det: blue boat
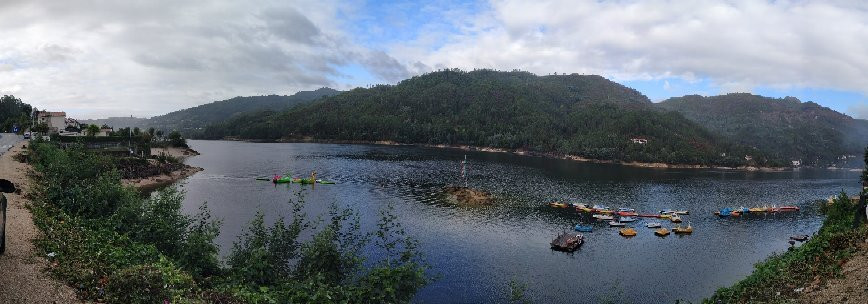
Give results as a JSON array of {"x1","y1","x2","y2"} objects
[
  {"x1": 717, "y1": 207, "x2": 733, "y2": 217},
  {"x1": 574, "y1": 224, "x2": 593, "y2": 232}
]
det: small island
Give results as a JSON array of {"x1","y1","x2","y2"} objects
[{"x1": 443, "y1": 186, "x2": 494, "y2": 206}]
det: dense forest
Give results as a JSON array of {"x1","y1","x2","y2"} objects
[
  {"x1": 203, "y1": 69, "x2": 775, "y2": 167},
  {"x1": 82, "y1": 88, "x2": 340, "y2": 137},
  {"x1": 0, "y1": 95, "x2": 32, "y2": 133},
  {"x1": 657, "y1": 93, "x2": 868, "y2": 166}
]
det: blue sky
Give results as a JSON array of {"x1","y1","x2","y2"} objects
[{"x1": 1, "y1": 0, "x2": 866, "y2": 119}]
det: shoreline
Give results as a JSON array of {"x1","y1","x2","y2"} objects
[
  {"x1": 218, "y1": 137, "x2": 789, "y2": 171},
  {"x1": 122, "y1": 146, "x2": 203, "y2": 191}
]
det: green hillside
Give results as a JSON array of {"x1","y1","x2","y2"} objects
[
  {"x1": 203, "y1": 69, "x2": 773, "y2": 167},
  {"x1": 148, "y1": 87, "x2": 340, "y2": 137},
  {"x1": 657, "y1": 93, "x2": 868, "y2": 166}
]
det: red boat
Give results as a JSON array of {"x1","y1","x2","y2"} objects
[{"x1": 617, "y1": 211, "x2": 638, "y2": 217}]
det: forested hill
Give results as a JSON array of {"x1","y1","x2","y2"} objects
[
  {"x1": 657, "y1": 93, "x2": 868, "y2": 166},
  {"x1": 147, "y1": 87, "x2": 340, "y2": 137},
  {"x1": 203, "y1": 69, "x2": 774, "y2": 167}
]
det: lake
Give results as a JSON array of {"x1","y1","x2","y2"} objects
[{"x1": 178, "y1": 140, "x2": 861, "y2": 303}]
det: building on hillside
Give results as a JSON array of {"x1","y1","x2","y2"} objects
[
  {"x1": 97, "y1": 126, "x2": 113, "y2": 137},
  {"x1": 791, "y1": 160, "x2": 801, "y2": 167},
  {"x1": 630, "y1": 138, "x2": 648, "y2": 144},
  {"x1": 36, "y1": 111, "x2": 67, "y2": 134},
  {"x1": 744, "y1": 155, "x2": 753, "y2": 161}
]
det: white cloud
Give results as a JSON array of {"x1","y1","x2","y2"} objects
[
  {"x1": 0, "y1": 0, "x2": 408, "y2": 118},
  {"x1": 406, "y1": 0, "x2": 868, "y2": 97}
]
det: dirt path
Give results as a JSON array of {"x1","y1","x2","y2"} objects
[
  {"x1": 801, "y1": 234, "x2": 868, "y2": 303},
  {"x1": 0, "y1": 141, "x2": 80, "y2": 303}
]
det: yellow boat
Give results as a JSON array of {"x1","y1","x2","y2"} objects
[
  {"x1": 673, "y1": 223, "x2": 693, "y2": 234},
  {"x1": 654, "y1": 228, "x2": 670, "y2": 236},
  {"x1": 619, "y1": 228, "x2": 637, "y2": 237},
  {"x1": 749, "y1": 207, "x2": 766, "y2": 212},
  {"x1": 579, "y1": 207, "x2": 594, "y2": 213},
  {"x1": 659, "y1": 214, "x2": 671, "y2": 219}
]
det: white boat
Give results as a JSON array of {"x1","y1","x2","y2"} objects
[
  {"x1": 617, "y1": 207, "x2": 635, "y2": 213},
  {"x1": 645, "y1": 222, "x2": 662, "y2": 228},
  {"x1": 608, "y1": 221, "x2": 626, "y2": 227},
  {"x1": 670, "y1": 214, "x2": 683, "y2": 223},
  {"x1": 593, "y1": 214, "x2": 614, "y2": 220},
  {"x1": 619, "y1": 216, "x2": 636, "y2": 222}
]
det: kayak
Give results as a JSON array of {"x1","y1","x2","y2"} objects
[{"x1": 272, "y1": 177, "x2": 293, "y2": 184}]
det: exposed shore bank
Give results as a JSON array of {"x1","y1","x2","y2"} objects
[
  {"x1": 223, "y1": 137, "x2": 789, "y2": 171},
  {"x1": 121, "y1": 146, "x2": 203, "y2": 191},
  {"x1": 0, "y1": 142, "x2": 79, "y2": 303}
]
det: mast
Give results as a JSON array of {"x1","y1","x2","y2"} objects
[{"x1": 461, "y1": 155, "x2": 467, "y2": 187}]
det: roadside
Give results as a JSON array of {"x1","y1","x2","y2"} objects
[{"x1": 0, "y1": 141, "x2": 80, "y2": 303}]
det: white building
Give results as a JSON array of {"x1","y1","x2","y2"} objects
[{"x1": 36, "y1": 111, "x2": 67, "y2": 134}]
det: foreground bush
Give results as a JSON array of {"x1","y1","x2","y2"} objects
[{"x1": 27, "y1": 142, "x2": 430, "y2": 303}]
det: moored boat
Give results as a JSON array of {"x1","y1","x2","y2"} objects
[
  {"x1": 574, "y1": 224, "x2": 593, "y2": 232},
  {"x1": 617, "y1": 211, "x2": 639, "y2": 217},
  {"x1": 548, "y1": 202, "x2": 568, "y2": 208},
  {"x1": 619, "y1": 216, "x2": 636, "y2": 222},
  {"x1": 645, "y1": 222, "x2": 662, "y2": 228},
  {"x1": 670, "y1": 214, "x2": 682, "y2": 223},
  {"x1": 619, "y1": 228, "x2": 637, "y2": 237},
  {"x1": 551, "y1": 232, "x2": 584, "y2": 252},
  {"x1": 654, "y1": 228, "x2": 670, "y2": 236},
  {"x1": 639, "y1": 213, "x2": 660, "y2": 218},
  {"x1": 778, "y1": 205, "x2": 800, "y2": 211},
  {"x1": 748, "y1": 207, "x2": 767, "y2": 213},
  {"x1": 609, "y1": 220, "x2": 626, "y2": 227},
  {"x1": 673, "y1": 223, "x2": 693, "y2": 234},
  {"x1": 593, "y1": 214, "x2": 614, "y2": 220}
]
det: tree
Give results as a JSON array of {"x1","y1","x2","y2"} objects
[{"x1": 86, "y1": 124, "x2": 100, "y2": 137}]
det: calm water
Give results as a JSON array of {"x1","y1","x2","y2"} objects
[{"x1": 178, "y1": 140, "x2": 861, "y2": 303}]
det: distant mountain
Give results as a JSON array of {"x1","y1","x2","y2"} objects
[
  {"x1": 657, "y1": 93, "x2": 868, "y2": 166},
  {"x1": 82, "y1": 88, "x2": 340, "y2": 136},
  {"x1": 203, "y1": 69, "x2": 773, "y2": 167}
]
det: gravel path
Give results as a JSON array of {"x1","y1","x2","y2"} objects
[
  {"x1": 801, "y1": 239, "x2": 868, "y2": 303},
  {"x1": 0, "y1": 141, "x2": 80, "y2": 303}
]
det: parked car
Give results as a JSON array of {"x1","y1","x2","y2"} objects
[{"x1": 23, "y1": 131, "x2": 30, "y2": 139}]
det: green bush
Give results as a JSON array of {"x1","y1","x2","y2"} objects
[{"x1": 27, "y1": 141, "x2": 430, "y2": 303}]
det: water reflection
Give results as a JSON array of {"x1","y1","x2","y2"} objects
[{"x1": 179, "y1": 140, "x2": 860, "y2": 303}]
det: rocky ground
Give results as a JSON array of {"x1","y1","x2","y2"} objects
[{"x1": 801, "y1": 236, "x2": 868, "y2": 303}]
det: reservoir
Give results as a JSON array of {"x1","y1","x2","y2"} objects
[{"x1": 179, "y1": 140, "x2": 861, "y2": 303}]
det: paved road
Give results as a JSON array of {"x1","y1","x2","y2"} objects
[{"x1": 0, "y1": 133, "x2": 22, "y2": 156}]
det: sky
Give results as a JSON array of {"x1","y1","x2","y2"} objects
[{"x1": 1, "y1": 0, "x2": 867, "y2": 119}]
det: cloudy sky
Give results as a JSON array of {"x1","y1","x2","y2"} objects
[{"x1": 1, "y1": 0, "x2": 867, "y2": 119}]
